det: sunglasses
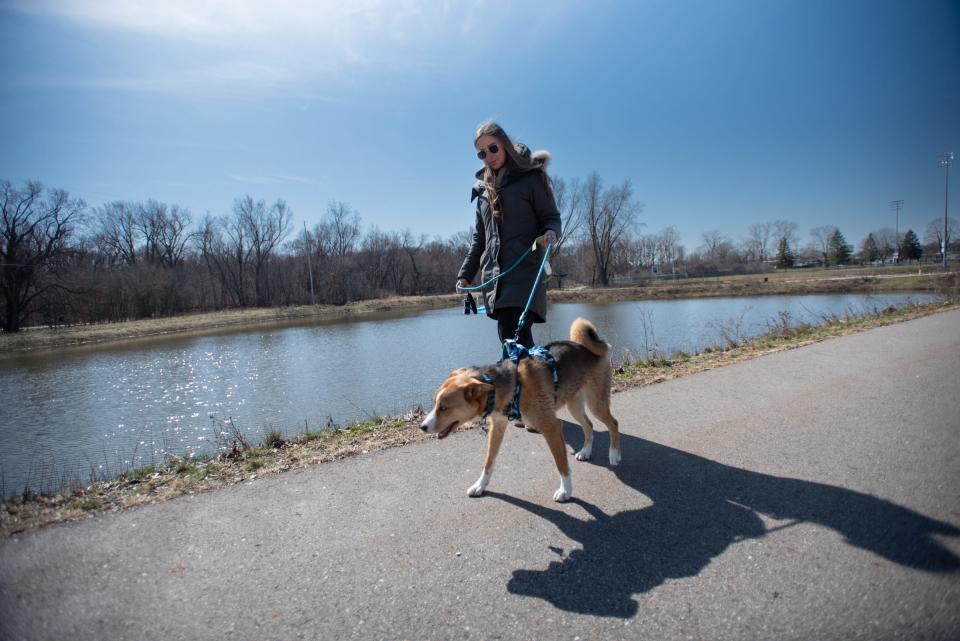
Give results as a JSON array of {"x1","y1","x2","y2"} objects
[{"x1": 476, "y1": 143, "x2": 500, "y2": 160}]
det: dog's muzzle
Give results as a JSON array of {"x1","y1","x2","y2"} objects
[{"x1": 420, "y1": 408, "x2": 437, "y2": 432}]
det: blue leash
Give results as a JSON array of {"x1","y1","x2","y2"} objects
[
  {"x1": 513, "y1": 241, "x2": 553, "y2": 343},
  {"x1": 470, "y1": 242, "x2": 558, "y2": 424},
  {"x1": 459, "y1": 241, "x2": 554, "y2": 348},
  {"x1": 457, "y1": 245, "x2": 535, "y2": 293}
]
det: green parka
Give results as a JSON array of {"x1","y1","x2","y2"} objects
[{"x1": 458, "y1": 156, "x2": 562, "y2": 323}]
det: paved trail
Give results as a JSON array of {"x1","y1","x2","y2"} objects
[{"x1": 2, "y1": 310, "x2": 959, "y2": 641}]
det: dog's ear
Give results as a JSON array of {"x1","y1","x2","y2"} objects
[{"x1": 464, "y1": 380, "x2": 493, "y2": 402}]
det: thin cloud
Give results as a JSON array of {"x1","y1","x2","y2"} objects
[
  {"x1": 8, "y1": 1, "x2": 468, "y2": 57},
  {"x1": 5, "y1": 0, "x2": 481, "y2": 93},
  {"x1": 227, "y1": 174, "x2": 324, "y2": 187},
  {"x1": 6, "y1": 1, "x2": 571, "y2": 95}
]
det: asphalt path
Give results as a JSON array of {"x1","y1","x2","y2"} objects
[{"x1": 2, "y1": 310, "x2": 959, "y2": 641}]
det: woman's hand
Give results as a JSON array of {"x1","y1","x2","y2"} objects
[
  {"x1": 456, "y1": 278, "x2": 470, "y2": 292},
  {"x1": 539, "y1": 230, "x2": 558, "y2": 248}
]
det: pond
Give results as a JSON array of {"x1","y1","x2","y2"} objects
[{"x1": 0, "y1": 293, "x2": 935, "y2": 496}]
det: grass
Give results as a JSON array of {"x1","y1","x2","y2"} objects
[
  {"x1": 262, "y1": 430, "x2": 286, "y2": 450},
  {"x1": 1, "y1": 292, "x2": 957, "y2": 537}
]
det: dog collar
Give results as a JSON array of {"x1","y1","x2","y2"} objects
[{"x1": 479, "y1": 374, "x2": 496, "y2": 418}]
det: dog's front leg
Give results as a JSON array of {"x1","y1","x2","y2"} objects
[{"x1": 468, "y1": 417, "x2": 508, "y2": 497}]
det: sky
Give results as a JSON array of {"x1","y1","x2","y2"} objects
[{"x1": 1, "y1": 0, "x2": 958, "y2": 253}]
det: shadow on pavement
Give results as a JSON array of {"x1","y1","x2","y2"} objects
[{"x1": 488, "y1": 422, "x2": 960, "y2": 618}]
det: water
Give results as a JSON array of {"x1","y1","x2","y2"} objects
[{"x1": 0, "y1": 293, "x2": 934, "y2": 496}]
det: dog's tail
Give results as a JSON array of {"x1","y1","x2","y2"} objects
[{"x1": 570, "y1": 318, "x2": 609, "y2": 358}]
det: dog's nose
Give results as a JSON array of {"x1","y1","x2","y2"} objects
[{"x1": 419, "y1": 422, "x2": 428, "y2": 432}]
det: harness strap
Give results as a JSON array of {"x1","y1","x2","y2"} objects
[
  {"x1": 528, "y1": 345, "x2": 559, "y2": 393},
  {"x1": 498, "y1": 340, "x2": 559, "y2": 422}
]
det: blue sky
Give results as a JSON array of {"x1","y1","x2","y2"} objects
[{"x1": 1, "y1": 0, "x2": 958, "y2": 252}]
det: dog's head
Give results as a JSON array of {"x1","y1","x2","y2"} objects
[{"x1": 420, "y1": 368, "x2": 493, "y2": 440}]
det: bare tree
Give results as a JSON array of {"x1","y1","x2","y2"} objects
[
  {"x1": 551, "y1": 176, "x2": 585, "y2": 251},
  {"x1": 1, "y1": 180, "x2": 85, "y2": 332},
  {"x1": 810, "y1": 225, "x2": 838, "y2": 265},
  {"x1": 872, "y1": 227, "x2": 898, "y2": 263},
  {"x1": 746, "y1": 222, "x2": 773, "y2": 262},
  {"x1": 582, "y1": 173, "x2": 642, "y2": 285},
  {"x1": 655, "y1": 226, "x2": 682, "y2": 272},
  {"x1": 325, "y1": 201, "x2": 361, "y2": 258},
  {"x1": 196, "y1": 213, "x2": 236, "y2": 307},
  {"x1": 233, "y1": 195, "x2": 293, "y2": 306},
  {"x1": 156, "y1": 205, "x2": 194, "y2": 268},
  {"x1": 221, "y1": 206, "x2": 252, "y2": 307},
  {"x1": 700, "y1": 230, "x2": 734, "y2": 261},
  {"x1": 92, "y1": 201, "x2": 140, "y2": 266},
  {"x1": 138, "y1": 200, "x2": 168, "y2": 265},
  {"x1": 772, "y1": 220, "x2": 800, "y2": 255},
  {"x1": 924, "y1": 217, "x2": 958, "y2": 256},
  {"x1": 358, "y1": 226, "x2": 401, "y2": 293},
  {"x1": 399, "y1": 229, "x2": 427, "y2": 294}
]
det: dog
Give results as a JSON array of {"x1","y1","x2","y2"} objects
[{"x1": 420, "y1": 318, "x2": 621, "y2": 502}]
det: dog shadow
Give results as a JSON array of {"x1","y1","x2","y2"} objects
[{"x1": 487, "y1": 422, "x2": 960, "y2": 618}]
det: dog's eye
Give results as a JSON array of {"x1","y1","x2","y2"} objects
[{"x1": 439, "y1": 404, "x2": 447, "y2": 412}]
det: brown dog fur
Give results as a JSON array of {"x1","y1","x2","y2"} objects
[{"x1": 420, "y1": 318, "x2": 620, "y2": 502}]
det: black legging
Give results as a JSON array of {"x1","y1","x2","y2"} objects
[{"x1": 496, "y1": 307, "x2": 534, "y2": 348}]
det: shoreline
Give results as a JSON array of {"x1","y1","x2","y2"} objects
[
  {"x1": 1, "y1": 267, "x2": 954, "y2": 355},
  {"x1": 2, "y1": 295, "x2": 957, "y2": 536}
]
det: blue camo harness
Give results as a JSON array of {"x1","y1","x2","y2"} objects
[{"x1": 480, "y1": 339, "x2": 559, "y2": 422}]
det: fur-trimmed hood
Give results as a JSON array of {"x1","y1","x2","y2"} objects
[
  {"x1": 474, "y1": 146, "x2": 550, "y2": 179},
  {"x1": 472, "y1": 147, "x2": 551, "y2": 200}
]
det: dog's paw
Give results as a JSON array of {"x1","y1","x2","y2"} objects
[
  {"x1": 467, "y1": 471, "x2": 490, "y2": 497},
  {"x1": 575, "y1": 446, "x2": 592, "y2": 461},
  {"x1": 553, "y1": 475, "x2": 572, "y2": 502},
  {"x1": 609, "y1": 447, "x2": 621, "y2": 467}
]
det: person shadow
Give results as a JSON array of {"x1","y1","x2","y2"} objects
[{"x1": 487, "y1": 422, "x2": 960, "y2": 618}]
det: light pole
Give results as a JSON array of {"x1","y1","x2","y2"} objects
[
  {"x1": 304, "y1": 221, "x2": 316, "y2": 304},
  {"x1": 939, "y1": 152, "x2": 953, "y2": 267},
  {"x1": 889, "y1": 199, "x2": 903, "y2": 263}
]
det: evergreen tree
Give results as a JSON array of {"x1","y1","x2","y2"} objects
[
  {"x1": 861, "y1": 233, "x2": 880, "y2": 263},
  {"x1": 775, "y1": 236, "x2": 794, "y2": 268},
  {"x1": 828, "y1": 229, "x2": 852, "y2": 265},
  {"x1": 900, "y1": 229, "x2": 922, "y2": 262}
]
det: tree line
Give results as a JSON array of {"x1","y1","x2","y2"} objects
[
  {"x1": 2, "y1": 177, "x2": 957, "y2": 332},
  {"x1": 686, "y1": 219, "x2": 955, "y2": 274}
]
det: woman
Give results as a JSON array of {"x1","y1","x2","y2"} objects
[{"x1": 456, "y1": 121, "x2": 561, "y2": 349}]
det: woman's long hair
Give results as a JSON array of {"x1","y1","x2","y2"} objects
[{"x1": 474, "y1": 121, "x2": 553, "y2": 222}]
